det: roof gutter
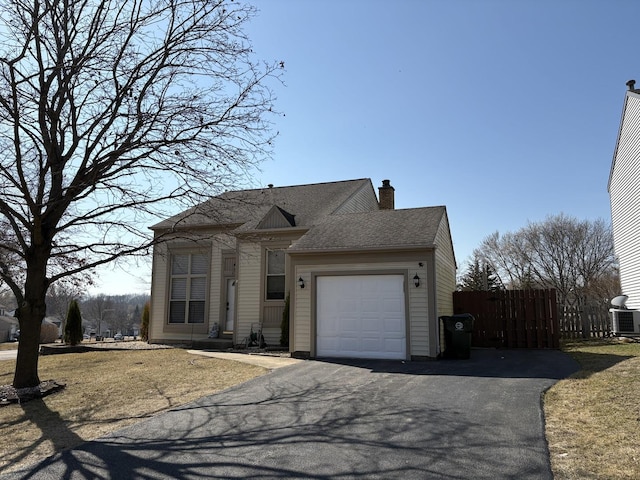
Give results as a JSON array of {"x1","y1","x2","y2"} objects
[
  {"x1": 149, "y1": 222, "x2": 244, "y2": 233},
  {"x1": 287, "y1": 244, "x2": 437, "y2": 255}
]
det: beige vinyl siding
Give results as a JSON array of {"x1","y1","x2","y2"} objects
[
  {"x1": 149, "y1": 241, "x2": 168, "y2": 343},
  {"x1": 207, "y1": 241, "x2": 223, "y2": 334},
  {"x1": 434, "y1": 214, "x2": 457, "y2": 318},
  {"x1": 293, "y1": 260, "x2": 431, "y2": 357},
  {"x1": 333, "y1": 183, "x2": 379, "y2": 214},
  {"x1": 610, "y1": 93, "x2": 640, "y2": 309},
  {"x1": 149, "y1": 232, "x2": 233, "y2": 343},
  {"x1": 236, "y1": 241, "x2": 262, "y2": 345},
  {"x1": 408, "y1": 263, "x2": 430, "y2": 356},
  {"x1": 257, "y1": 207, "x2": 293, "y2": 229},
  {"x1": 293, "y1": 272, "x2": 312, "y2": 352},
  {"x1": 261, "y1": 306, "x2": 284, "y2": 346}
]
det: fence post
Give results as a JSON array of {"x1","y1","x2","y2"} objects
[{"x1": 579, "y1": 306, "x2": 589, "y2": 339}]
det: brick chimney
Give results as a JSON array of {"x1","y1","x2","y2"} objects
[{"x1": 378, "y1": 179, "x2": 395, "y2": 210}]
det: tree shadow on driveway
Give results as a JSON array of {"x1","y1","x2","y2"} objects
[{"x1": 4, "y1": 352, "x2": 565, "y2": 480}]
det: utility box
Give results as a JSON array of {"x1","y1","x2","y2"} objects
[{"x1": 440, "y1": 314, "x2": 474, "y2": 359}]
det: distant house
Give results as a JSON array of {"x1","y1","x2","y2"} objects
[
  {"x1": 149, "y1": 178, "x2": 456, "y2": 360},
  {"x1": 0, "y1": 306, "x2": 19, "y2": 342},
  {"x1": 609, "y1": 80, "x2": 640, "y2": 309}
]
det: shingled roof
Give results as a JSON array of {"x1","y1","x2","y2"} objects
[
  {"x1": 150, "y1": 178, "x2": 374, "y2": 231},
  {"x1": 289, "y1": 207, "x2": 447, "y2": 252}
]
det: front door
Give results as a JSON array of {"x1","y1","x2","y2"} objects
[{"x1": 225, "y1": 278, "x2": 236, "y2": 332}]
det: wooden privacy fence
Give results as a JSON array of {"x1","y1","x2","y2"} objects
[
  {"x1": 559, "y1": 303, "x2": 611, "y2": 339},
  {"x1": 453, "y1": 289, "x2": 560, "y2": 349}
]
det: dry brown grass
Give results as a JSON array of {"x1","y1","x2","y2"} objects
[
  {"x1": 545, "y1": 338, "x2": 640, "y2": 480},
  {"x1": 0, "y1": 342, "x2": 18, "y2": 351},
  {"x1": 0, "y1": 348, "x2": 267, "y2": 474}
]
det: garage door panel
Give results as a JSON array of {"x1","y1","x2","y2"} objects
[
  {"x1": 384, "y1": 317, "x2": 404, "y2": 331},
  {"x1": 362, "y1": 338, "x2": 382, "y2": 350},
  {"x1": 317, "y1": 275, "x2": 406, "y2": 360},
  {"x1": 361, "y1": 318, "x2": 382, "y2": 333},
  {"x1": 361, "y1": 302, "x2": 379, "y2": 313},
  {"x1": 341, "y1": 316, "x2": 360, "y2": 335},
  {"x1": 340, "y1": 299, "x2": 357, "y2": 313},
  {"x1": 382, "y1": 299, "x2": 403, "y2": 312},
  {"x1": 317, "y1": 337, "x2": 338, "y2": 352},
  {"x1": 384, "y1": 338, "x2": 404, "y2": 352}
]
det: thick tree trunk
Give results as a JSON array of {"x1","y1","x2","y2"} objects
[
  {"x1": 12, "y1": 253, "x2": 49, "y2": 389},
  {"x1": 13, "y1": 309, "x2": 44, "y2": 388}
]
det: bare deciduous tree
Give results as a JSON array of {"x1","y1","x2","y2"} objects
[
  {"x1": 0, "y1": 0, "x2": 281, "y2": 388},
  {"x1": 82, "y1": 294, "x2": 113, "y2": 336},
  {"x1": 46, "y1": 279, "x2": 88, "y2": 324},
  {"x1": 475, "y1": 214, "x2": 618, "y2": 306}
]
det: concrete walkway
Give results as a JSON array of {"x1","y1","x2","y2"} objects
[
  {"x1": 187, "y1": 350, "x2": 303, "y2": 369},
  {"x1": 0, "y1": 349, "x2": 17, "y2": 362}
]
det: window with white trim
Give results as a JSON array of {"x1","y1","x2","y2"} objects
[
  {"x1": 168, "y1": 252, "x2": 208, "y2": 324},
  {"x1": 266, "y1": 249, "x2": 285, "y2": 300}
]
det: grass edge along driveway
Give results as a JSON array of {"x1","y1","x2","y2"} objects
[{"x1": 544, "y1": 338, "x2": 640, "y2": 480}]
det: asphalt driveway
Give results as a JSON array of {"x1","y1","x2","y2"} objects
[{"x1": 2, "y1": 348, "x2": 578, "y2": 480}]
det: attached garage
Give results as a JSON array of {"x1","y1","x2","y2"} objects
[
  {"x1": 316, "y1": 275, "x2": 407, "y2": 360},
  {"x1": 287, "y1": 205, "x2": 457, "y2": 361}
]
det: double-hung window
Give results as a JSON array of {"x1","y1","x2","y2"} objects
[
  {"x1": 266, "y1": 249, "x2": 285, "y2": 300},
  {"x1": 169, "y1": 252, "x2": 208, "y2": 324}
]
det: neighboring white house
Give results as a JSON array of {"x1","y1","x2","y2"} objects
[
  {"x1": 149, "y1": 178, "x2": 457, "y2": 360},
  {"x1": 609, "y1": 80, "x2": 640, "y2": 309},
  {"x1": 0, "y1": 314, "x2": 19, "y2": 342}
]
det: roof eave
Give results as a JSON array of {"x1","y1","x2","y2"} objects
[
  {"x1": 609, "y1": 90, "x2": 640, "y2": 191},
  {"x1": 234, "y1": 227, "x2": 310, "y2": 237},
  {"x1": 287, "y1": 244, "x2": 437, "y2": 255},
  {"x1": 149, "y1": 222, "x2": 244, "y2": 233}
]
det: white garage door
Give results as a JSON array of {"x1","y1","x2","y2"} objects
[{"x1": 316, "y1": 275, "x2": 406, "y2": 360}]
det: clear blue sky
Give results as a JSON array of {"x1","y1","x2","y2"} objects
[
  {"x1": 246, "y1": 0, "x2": 633, "y2": 266},
  {"x1": 93, "y1": 0, "x2": 635, "y2": 294}
]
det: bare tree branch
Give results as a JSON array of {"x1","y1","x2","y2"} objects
[
  {"x1": 0, "y1": 0, "x2": 281, "y2": 388},
  {"x1": 475, "y1": 214, "x2": 618, "y2": 306}
]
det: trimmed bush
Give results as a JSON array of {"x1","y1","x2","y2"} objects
[
  {"x1": 64, "y1": 300, "x2": 83, "y2": 346},
  {"x1": 40, "y1": 321, "x2": 60, "y2": 344}
]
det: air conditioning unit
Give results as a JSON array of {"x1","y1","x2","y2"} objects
[
  {"x1": 609, "y1": 295, "x2": 640, "y2": 336},
  {"x1": 610, "y1": 309, "x2": 640, "y2": 335}
]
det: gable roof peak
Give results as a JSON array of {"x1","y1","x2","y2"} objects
[{"x1": 256, "y1": 205, "x2": 296, "y2": 229}]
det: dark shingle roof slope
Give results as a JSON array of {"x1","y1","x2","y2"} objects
[
  {"x1": 151, "y1": 178, "x2": 374, "y2": 231},
  {"x1": 289, "y1": 206, "x2": 447, "y2": 252}
]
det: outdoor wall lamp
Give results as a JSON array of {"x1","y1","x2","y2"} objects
[
  {"x1": 298, "y1": 277, "x2": 305, "y2": 289},
  {"x1": 413, "y1": 274, "x2": 420, "y2": 288}
]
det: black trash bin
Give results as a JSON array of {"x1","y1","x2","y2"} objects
[{"x1": 440, "y1": 314, "x2": 474, "y2": 359}]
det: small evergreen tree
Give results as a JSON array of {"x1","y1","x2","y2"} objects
[
  {"x1": 280, "y1": 293, "x2": 290, "y2": 347},
  {"x1": 458, "y1": 257, "x2": 503, "y2": 291},
  {"x1": 64, "y1": 300, "x2": 83, "y2": 346},
  {"x1": 140, "y1": 301, "x2": 150, "y2": 342}
]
